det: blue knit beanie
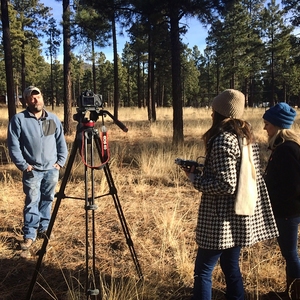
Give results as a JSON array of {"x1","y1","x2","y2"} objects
[{"x1": 263, "y1": 102, "x2": 296, "y2": 129}]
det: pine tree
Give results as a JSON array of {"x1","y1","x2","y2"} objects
[
  {"x1": 10, "y1": 0, "x2": 51, "y2": 106},
  {"x1": 45, "y1": 17, "x2": 61, "y2": 110},
  {"x1": 1, "y1": 0, "x2": 16, "y2": 120},
  {"x1": 260, "y1": 0, "x2": 294, "y2": 106}
]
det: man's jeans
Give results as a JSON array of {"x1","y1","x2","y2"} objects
[
  {"x1": 192, "y1": 246, "x2": 244, "y2": 300},
  {"x1": 276, "y1": 216, "x2": 300, "y2": 278},
  {"x1": 22, "y1": 168, "x2": 59, "y2": 240}
]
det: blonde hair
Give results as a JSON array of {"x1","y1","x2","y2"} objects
[{"x1": 268, "y1": 128, "x2": 300, "y2": 150}]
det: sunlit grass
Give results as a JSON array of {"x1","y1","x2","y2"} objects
[{"x1": 0, "y1": 105, "x2": 299, "y2": 299}]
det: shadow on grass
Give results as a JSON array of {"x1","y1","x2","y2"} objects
[
  {"x1": 0, "y1": 248, "x2": 260, "y2": 300},
  {"x1": 0, "y1": 255, "x2": 194, "y2": 300},
  {"x1": 0, "y1": 236, "x2": 228, "y2": 300},
  {"x1": 1, "y1": 254, "x2": 136, "y2": 300},
  {"x1": 1, "y1": 236, "x2": 195, "y2": 300}
]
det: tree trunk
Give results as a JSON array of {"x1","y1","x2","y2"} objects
[
  {"x1": 112, "y1": 13, "x2": 119, "y2": 119},
  {"x1": 270, "y1": 36, "x2": 275, "y2": 107},
  {"x1": 92, "y1": 40, "x2": 97, "y2": 93},
  {"x1": 63, "y1": 0, "x2": 73, "y2": 135},
  {"x1": 1, "y1": 0, "x2": 16, "y2": 120},
  {"x1": 244, "y1": 77, "x2": 249, "y2": 107},
  {"x1": 21, "y1": 42, "x2": 26, "y2": 108},
  {"x1": 137, "y1": 54, "x2": 141, "y2": 108},
  {"x1": 51, "y1": 52, "x2": 54, "y2": 110},
  {"x1": 150, "y1": 57, "x2": 156, "y2": 121},
  {"x1": 170, "y1": 8, "x2": 183, "y2": 145},
  {"x1": 147, "y1": 24, "x2": 153, "y2": 122}
]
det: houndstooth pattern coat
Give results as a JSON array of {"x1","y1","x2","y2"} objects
[{"x1": 193, "y1": 131, "x2": 278, "y2": 250}]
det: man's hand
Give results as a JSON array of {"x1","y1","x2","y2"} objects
[
  {"x1": 26, "y1": 165, "x2": 33, "y2": 172},
  {"x1": 53, "y1": 163, "x2": 61, "y2": 170}
]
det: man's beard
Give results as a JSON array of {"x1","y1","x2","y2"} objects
[{"x1": 29, "y1": 104, "x2": 43, "y2": 113}]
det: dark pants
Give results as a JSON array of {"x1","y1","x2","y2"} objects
[
  {"x1": 192, "y1": 246, "x2": 244, "y2": 300},
  {"x1": 276, "y1": 216, "x2": 300, "y2": 278}
]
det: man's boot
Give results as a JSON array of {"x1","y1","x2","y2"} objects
[
  {"x1": 287, "y1": 277, "x2": 300, "y2": 300},
  {"x1": 266, "y1": 275, "x2": 290, "y2": 300},
  {"x1": 266, "y1": 290, "x2": 289, "y2": 299}
]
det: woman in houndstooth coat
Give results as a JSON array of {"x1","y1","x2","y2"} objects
[{"x1": 185, "y1": 90, "x2": 278, "y2": 300}]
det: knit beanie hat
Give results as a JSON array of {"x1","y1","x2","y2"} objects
[
  {"x1": 212, "y1": 89, "x2": 245, "y2": 119},
  {"x1": 263, "y1": 102, "x2": 296, "y2": 129}
]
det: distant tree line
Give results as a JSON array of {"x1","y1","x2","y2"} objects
[{"x1": 1, "y1": 0, "x2": 300, "y2": 143}]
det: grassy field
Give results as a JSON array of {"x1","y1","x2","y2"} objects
[{"x1": 0, "y1": 106, "x2": 298, "y2": 300}]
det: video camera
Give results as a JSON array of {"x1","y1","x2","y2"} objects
[
  {"x1": 77, "y1": 90, "x2": 103, "y2": 111},
  {"x1": 175, "y1": 158, "x2": 204, "y2": 173}
]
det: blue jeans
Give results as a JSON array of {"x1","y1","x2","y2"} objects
[
  {"x1": 22, "y1": 168, "x2": 59, "y2": 240},
  {"x1": 276, "y1": 216, "x2": 300, "y2": 278},
  {"x1": 192, "y1": 247, "x2": 244, "y2": 300}
]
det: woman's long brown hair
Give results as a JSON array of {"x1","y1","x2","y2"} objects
[{"x1": 202, "y1": 111, "x2": 254, "y2": 153}]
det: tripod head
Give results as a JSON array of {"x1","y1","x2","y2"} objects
[
  {"x1": 73, "y1": 107, "x2": 128, "y2": 132},
  {"x1": 74, "y1": 90, "x2": 128, "y2": 131},
  {"x1": 73, "y1": 106, "x2": 128, "y2": 169}
]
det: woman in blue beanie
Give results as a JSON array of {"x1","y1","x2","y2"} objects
[{"x1": 263, "y1": 102, "x2": 300, "y2": 300}]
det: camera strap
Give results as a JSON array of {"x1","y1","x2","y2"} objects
[
  {"x1": 100, "y1": 125, "x2": 109, "y2": 164},
  {"x1": 79, "y1": 124, "x2": 110, "y2": 170}
]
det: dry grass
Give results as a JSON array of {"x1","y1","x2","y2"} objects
[{"x1": 0, "y1": 106, "x2": 299, "y2": 300}]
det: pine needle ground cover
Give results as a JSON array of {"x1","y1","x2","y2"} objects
[{"x1": 0, "y1": 106, "x2": 298, "y2": 300}]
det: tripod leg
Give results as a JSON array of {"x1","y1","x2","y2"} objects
[
  {"x1": 94, "y1": 134, "x2": 143, "y2": 280},
  {"x1": 104, "y1": 164, "x2": 143, "y2": 279},
  {"x1": 26, "y1": 138, "x2": 79, "y2": 300},
  {"x1": 84, "y1": 130, "x2": 100, "y2": 298}
]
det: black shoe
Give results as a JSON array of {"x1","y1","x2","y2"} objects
[{"x1": 265, "y1": 291, "x2": 289, "y2": 300}]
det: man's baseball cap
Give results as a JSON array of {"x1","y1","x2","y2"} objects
[{"x1": 23, "y1": 86, "x2": 41, "y2": 99}]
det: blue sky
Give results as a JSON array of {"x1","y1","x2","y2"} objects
[
  {"x1": 41, "y1": 0, "x2": 208, "y2": 62},
  {"x1": 99, "y1": 17, "x2": 208, "y2": 61}
]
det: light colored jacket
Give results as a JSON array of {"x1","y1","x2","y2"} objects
[
  {"x1": 7, "y1": 108, "x2": 68, "y2": 171},
  {"x1": 193, "y1": 131, "x2": 278, "y2": 250}
]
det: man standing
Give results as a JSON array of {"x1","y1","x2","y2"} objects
[{"x1": 7, "y1": 86, "x2": 68, "y2": 250}]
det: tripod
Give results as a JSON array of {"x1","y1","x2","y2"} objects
[{"x1": 26, "y1": 108, "x2": 143, "y2": 300}]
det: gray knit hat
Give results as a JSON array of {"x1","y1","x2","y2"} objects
[{"x1": 212, "y1": 89, "x2": 245, "y2": 119}]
